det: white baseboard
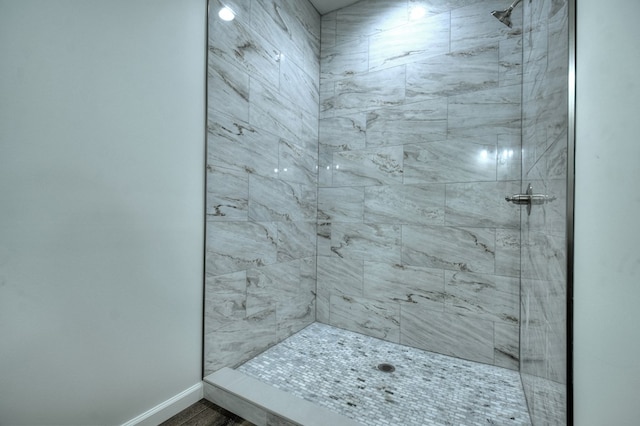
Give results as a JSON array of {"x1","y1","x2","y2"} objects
[{"x1": 121, "y1": 382, "x2": 203, "y2": 426}]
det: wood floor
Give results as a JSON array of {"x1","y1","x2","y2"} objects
[{"x1": 160, "y1": 399, "x2": 254, "y2": 426}]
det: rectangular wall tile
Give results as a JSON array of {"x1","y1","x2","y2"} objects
[
  {"x1": 445, "y1": 181, "x2": 521, "y2": 228},
  {"x1": 333, "y1": 145, "x2": 403, "y2": 186},
  {"x1": 331, "y1": 223, "x2": 402, "y2": 263},
  {"x1": 334, "y1": 66, "x2": 406, "y2": 114},
  {"x1": 248, "y1": 175, "x2": 316, "y2": 222},
  {"x1": 402, "y1": 225, "x2": 495, "y2": 273},
  {"x1": 318, "y1": 187, "x2": 364, "y2": 222},
  {"x1": 206, "y1": 165, "x2": 249, "y2": 222},
  {"x1": 329, "y1": 294, "x2": 400, "y2": 342},
  {"x1": 364, "y1": 184, "x2": 445, "y2": 225}
]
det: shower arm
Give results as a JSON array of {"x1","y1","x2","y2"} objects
[{"x1": 506, "y1": 0, "x2": 522, "y2": 12}]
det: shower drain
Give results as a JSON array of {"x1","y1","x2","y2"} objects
[{"x1": 377, "y1": 363, "x2": 396, "y2": 373}]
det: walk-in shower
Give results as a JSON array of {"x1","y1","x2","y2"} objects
[{"x1": 203, "y1": 0, "x2": 571, "y2": 424}]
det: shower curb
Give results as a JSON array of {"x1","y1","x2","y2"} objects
[{"x1": 204, "y1": 367, "x2": 363, "y2": 426}]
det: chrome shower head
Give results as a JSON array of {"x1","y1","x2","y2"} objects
[{"x1": 491, "y1": 0, "x2": 522, "y2": 28}]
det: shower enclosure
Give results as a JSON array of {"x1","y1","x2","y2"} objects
[{"x1": 204, "y1": 0, "x2": 571, "y2": 424}]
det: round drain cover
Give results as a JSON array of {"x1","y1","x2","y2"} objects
[{"x1": 377, "y1": 363, "x2": 396, "y2": 373}]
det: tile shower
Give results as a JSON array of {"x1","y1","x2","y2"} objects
[{"x1": 205, "y1": 0, "x2": 569, "y2": 424}]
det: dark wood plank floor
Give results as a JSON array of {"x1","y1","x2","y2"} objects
[{"x1": 160, "y1": 399, "x2": 254, "y2": 426}]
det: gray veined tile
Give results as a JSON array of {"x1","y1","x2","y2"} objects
[
  {"x1": 319, "y1": 78, "x2": 336, "y2": 119},
  {"x1": 316, "y1": 222, "x2": 332, "y2": 258},
  {"x1": 329, "y1": 294, "x2": 400, "y2": 343},
  {"x1": 205, "y1": 270, "x2": 247, "y2": 331},
  {"x1": 364, "y1": 184, "x2": 445, "y2": 225},
  {"x1": 249, "y1": 78, "x2": 303, "y2": 143},
  {"x1": 207, "y1": 113, "x2": 279, "y2": 178},
  {"x1": 445, "y1": 181, "x2": 521, "y2": 228},
  {"x1": 204, "y1": 308, "x2": 277, "y2": 374},
  {"x1": 363, "y1": 261, "x2": 446, "y2": 310},
  {"x1": 365, "y1": 99, "x2": 448, "y2": 147},
  {"x1": 320, "y1": 11, "x2": 337, "y2": 51},
  {"x1": 278, "y1": 138, "x2": 317, "y2": 187},
  {"x1": 318, "y1": 114, "x2": 367, "y2": 152},
  {"x1": 320, "y1": 38, "x2": 369, "y2": 82},
  {"x1": 250, "y1": 0, "x2": 305, "y2": 67},
  {"x1": 333, "y1": 145, "x2": 403, "y2": 187},
  {"x1": 334, "y1": 66, "x2": 406, "y2": 114},
  {"x1": 448, "y1": 85, "x2": 521, "y2": 138},
  {"x1": 206, "y1": 221, "x2": 278, "y2": 275},
  {"x1": 497, "y1": 133, "x2": 522, "y2": 181},
  {"x1": 494, "y1": 322, "x2": 520, "y2": 370},
  {"x1": 408, "y1": 0, "x2": 477, "y2": 17},
  {"x1": 400, "y1": 306, "x2": 495, "y2": 364},
  {"x1": 246, "y1": 261, "x2": 298, "y2": 317},
  {"x1": 368, "y1": 12, "x2": 450, "y2": 72},
  {"x1": 317, "y1": 148, "x2": 333, "y2": 188},
  {"x1": 331, "y1": 223, "x2": 402, "y2": 264},
  {"x1": 208, "y1": 54, "x2": 250, "y2": 122},
  {"x1": 451, "y1": 0, "x2": 522, "y2": 53},
  {"x1": 210, "y1": 0, "x2": 251, "y2": 25},
  {"x1": 280, "y1": 58, "x2": 319, "y2": 117},
  {"x1": 402, "y1": 225, "x2": 496, "y2": 273},
  {"x1": 317, "y1": 256, "x2": 364, "y2": 297},
  {"x1": 444, "y1": 270, "x2": 519, "y2": 324},
  {"x1": 495, "y1": 228, "x2": 521, "y2": 277},
  {"x1": 277, "y1": 221, "x2": 317, "y2": 262},
  {"x1": 206, "y1": 165, "x2": 249, "y2": 222},
  {"x1": 209, "y1": 16, "x2": 280, "y2": 89},
  {"x1": 406, "y1": 44, "x2": 500, "y2": 101},
  {"x1": 248, "y1": 174, "x2": 316, "y2": 222},
  {"x1": 336, "y1": 0, "x2": 409, "y2": 44},
  {"x1": 499, "y1": 36, "x2": 523, "y2": 88},
  {"x1": 317, "y1": 187, "x2": 364, "y2": 222},
  {"x1": 403, "y1": 137, "x2": 497, "y2": 184}
]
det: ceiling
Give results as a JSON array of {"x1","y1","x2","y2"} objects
[{"x1": 308, "y1": 0, "x2": 360, "y2": 15}]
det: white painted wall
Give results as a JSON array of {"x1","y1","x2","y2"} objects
[
  {"x1": 575, "y1": 1, "x2": 640, "y2": 424},
  {"x1": 0, "y1": 1, "x2": 206, "y2": 424}
]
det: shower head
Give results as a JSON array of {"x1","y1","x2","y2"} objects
[{"x1": 491, "y1": 0, "x2": 522, "y2": 28}]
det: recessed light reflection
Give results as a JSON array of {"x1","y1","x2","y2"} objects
[
  {"x1": 218, "y1": 6, "x2": 235, "y2": 21},
  {"x1": 410, "y1": 6, "x2": 427, "y2": 20}
]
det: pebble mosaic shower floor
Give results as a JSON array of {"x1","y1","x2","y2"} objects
[{"x1": 238, "y1": 323, "x2": 531, "y2": 426}]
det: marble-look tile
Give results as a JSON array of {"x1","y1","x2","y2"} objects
[
  {"x1": 316, "y1": 256, "x2": 364, "y2": 322},
  {"x1": 209, "y1": 17, "x2": 280, "y2": 89},
  {"x1": 336, "y1": 0, "x2": 409, "y2": 43},
  {"x1": 316, "y1": 222, "x2": 332, "y2": 257},
  {"x1": 280, "y1": 58, "x2": 319, "y2": 117},
  {"x1": 406, "y1": 45, "x2": 500, "y2": 101},
  {"x1": 521, "y1": 373, "x2": 566, "y2": 426},
  {"x1": 331, "y1": 223, "x2": 402, "y2": 263},
  {"x1": 329, "y1": 294, "x2": 401, "y2": 342},
  {"x1": 250, "y1": 78, "x2": 302, "y2": 143},
  {"x1": 403, "y1": 137, "x2": 497, "y2": 184},
  {"x1": 278, "y1": 138, "x2": 317, "y2": 187},
  {"x1": 497, "y1": 133, "x2": 521, "y2": 181},
  {"x1": 318, "y1": 113, "x2": 367, "y2": 152},
  {"x1": 334, "y1": 66, "x2": 406, "y2": 114},
  {"x1": 408, "y1": 0, "x2": 476, "y2": 17},
  {"x1": 206, "y1": 166, "x2": 249, "y2": 221},
  {"x1": 333, "y1": 145, "x2": 403, "y2": 186},
  {"x1": 368, "y1": 13, "x2": 450, "y2": 72},
  {"x1": 208, "y1": 55, "x2": 250, "y2": 122},
  {"x1": 445, "y1": 181, "x2": 521, "y2": 228},
  {"x1": 210, "y1": 0, "x2": 251, "y2": 24},
  {"x1": 448, "y1": 85, "x2": 521, "y2": 138},
  {"x1": 206, "y1": 221, "x2": 278, "y2": 275},
  {"x1": 444, "y1": 271, "x2": 519, "y2": 324},
  {"x1": 246, "y1": 260, "x2": 300, "y2": 317},
  {"x1": 451, "y1": 0, "x2": 522, "y2": 53},
  {"x1": 495, "y1": 228, "x2": 521, "y2": 277},
  {"x1": 320, "y1": 11, "x2": 337, "y2": 50},
  {"x1": 248, "y1": 175, "x2": 316, "y2": 222},
  {"x1": 204, "y1": 308, "x2": 278, "y2": 374},
  {"x1": 320, "y1": 38, "x2": 368, "y2": 82},
  {"x1": 365, "y1": 99, "x2": 447, "y2": 147},
  {"x1": 400, "y1": 307, "x2": 495, "y2": 364},
  {"x1": 494, "y1": 322, "x2": 520, "y2": 370},
  {"x1": 521, "y1": 230, "x2": 566, "y2": 282},
  {"x1": 317, "y1": 187, "x2": 364, "y2": 222},
  {"x1": 363, "y1": 262, "x2": 445, "y2": 310},
  {"x1": 402, "y1": 225, "x2": 495, "y2": 273},
  {"x1": 499, "y1": 36, "x2": 523, "y2": 88},
  {"x1": 207, "y1": 113, "x2": 279, "y2": 177},
  {"x1": 277, "y1": 221, "x2": 316, "y2": 262},
  {"x1": 250, "y1": 0, "x2": 304, "y2": 67},
  {"x1": 319, "y1": 78, "x2": 336, "y2": 119},
  {"x1": 205, "y1": 270, "x2": 247, "y2": 331},
  {"x1": 364, "y1": 184, "x2": 445, "y2": 225}
]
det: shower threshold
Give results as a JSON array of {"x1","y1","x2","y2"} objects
[{"x1": 204, "y1": 322, "x2": 531, "y2": 426}]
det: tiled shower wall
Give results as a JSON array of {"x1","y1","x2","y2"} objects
[
  {"x1": 204, "y1": 0, "x2": 320, "y2": 375},
  {"x1": 316, "y1": 0, "x2": 523, "y2": 370},
  {"x1": 520, "y1": 0, "x2": 569, "y2": 423}
]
